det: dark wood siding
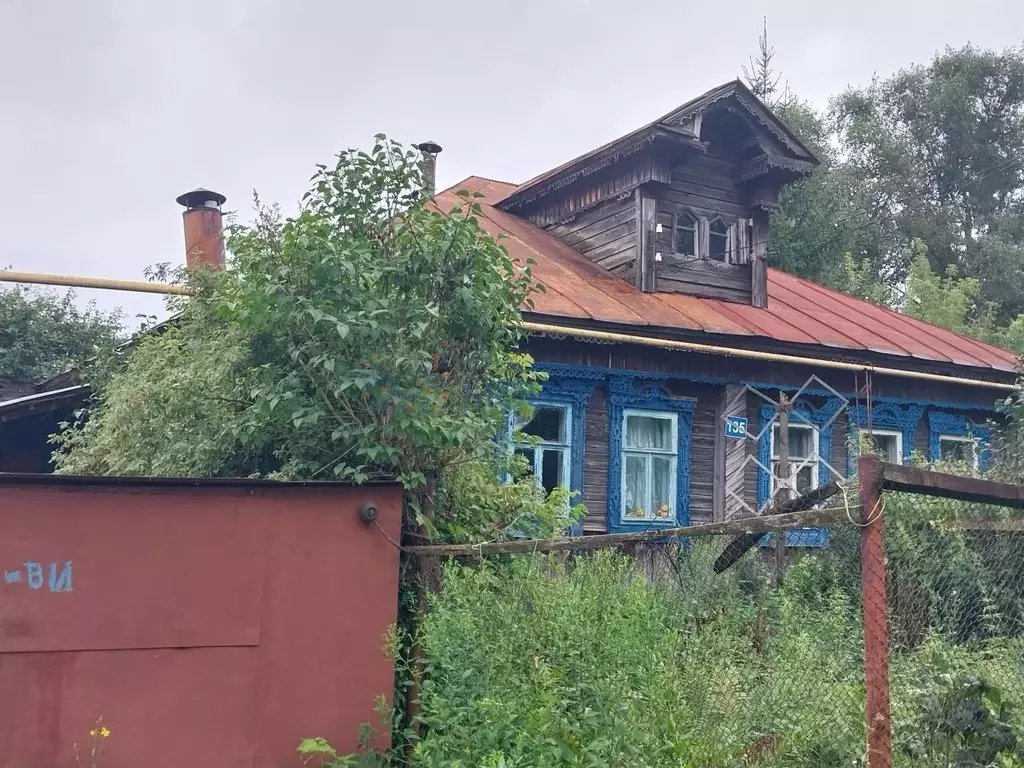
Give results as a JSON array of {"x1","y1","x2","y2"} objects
[
  {"x1": 722, "y1": 385, "x2": 749, "y2": 520},
  {"x1": 662, "y1": 154, "x2": 748, "y2": 217},
  {"x1": 529, "y1": 338, "x2": 1005, "y2": 532},
  {"x1": 521, "y1": 158, "x2": 661, "y2": 228},
  {"x1": 743, "y1": 389, "x2": 760, "y2": 512},
  {"x1": 657, "y1": 260, "x2": 752, "y2": 303},
  {"x1": 544, "y1": 197, "x2": 637, "y2": 274},
  {"x1": 652, "y1": 152, "x2": 755, "y2": 303},
  {"x1": 684, "y1": 383, "x2": 719, "y2": 524},
  {"x1": 832, "y1": 414, "x2": 850, "y2": 479},
  {"x1": 582, "y1": 385, "x2": 608, "y2": 533}
]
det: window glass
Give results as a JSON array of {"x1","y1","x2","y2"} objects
[
  {"x1": 940, "y1": 436, "x2": 977, "y2": 467},
  {"x1": 709, "y1": 219, "x2": 729, "y2": 262},
  {"x1": 794, "y1": 463, "x2": 815, "y2": 495},
  {"x1": 622, "y1": 410, "x2": 678, "y2": 522},
  {"x1": 626, "y1": 414, "x2": 673, "y2": 451},
  {"x1": 770, "y1": 423, "x2": 818, "y2": 501},
  {"x1": 521, "y1": 406, "x2": 566, "y2": 442},
  {"x1": 624, "y1": 455, "x2": 648, "y2": 518},
  {"x1": 514, "y1": 446, "x2": 534, "y2": 466},
  {"x1": 540, "y1": 447, "x2": 566, "y2": 493},
  {"x1": 674, "y1": 213, "x2": 697, "y2": 257},
  {"x1": 651, "y1": 456, "x2": 673, "y2": 519},
  {"x1": 862, "y1": 431, "x2": 901, "y2": 464},
  {"x1": 772, "y1": 424, "x2": 815, "y2": 459},
  {"x1": 513, "y1": 404, "x2": 572, "y2": 494}
]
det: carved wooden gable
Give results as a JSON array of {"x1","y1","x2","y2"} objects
[{"x1": 496, "y1": 80, "x2": 818, "y2": 307}]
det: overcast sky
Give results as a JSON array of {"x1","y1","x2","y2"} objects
[{"x1": 2, "y1": 1, "x2": 1023, "y2": 326}]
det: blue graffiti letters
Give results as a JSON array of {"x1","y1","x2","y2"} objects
[{"x1": 1, "y1": 560, "x2": 73, "y2": 593}]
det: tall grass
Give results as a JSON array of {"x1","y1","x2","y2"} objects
[{"x1": 410, "y1": 536, "x2": 1024, "y2": 767}]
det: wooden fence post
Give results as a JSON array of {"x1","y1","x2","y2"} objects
[{"x1": 858, "y1": 453, "x2": 893, "y2": 768}]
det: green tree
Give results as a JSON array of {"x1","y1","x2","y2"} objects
[
  {"x1": 902, "y1": 240, "x2": 983, "y2": 334},
  {"x1": 54, "y1": 137, "x2": 572, "y2": 542},
  {"x1": 743, "y1": 17, "x2": 791, "y2": 109},
  {"x1": 0, "y1": 285, "x2": 123, "y2": 385},
  {"x1": 828, "y1": 44, "x2": 1024, "y2": 320}
]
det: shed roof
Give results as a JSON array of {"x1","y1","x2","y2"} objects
[{"x1": 435, "y1": 177, "x2": 1019, "y2": 377}]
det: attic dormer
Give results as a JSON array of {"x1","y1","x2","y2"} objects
[{"x1": 496, "y1": 80, "x2": 818, "y2": 307}]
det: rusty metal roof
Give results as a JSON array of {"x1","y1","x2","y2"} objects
[{"x1": 435, "y1": 177, "x2": 1019, "y2": 375}]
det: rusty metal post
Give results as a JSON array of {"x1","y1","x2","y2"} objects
[{"x1": 858, "y1": 453, "x2": 893, "y2": 768}]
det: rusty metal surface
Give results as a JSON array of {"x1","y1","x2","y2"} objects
[
  {"x1": 435, "y1": 178, "x2": 1018, "y2": 373},
  {"x1": 0, "y1": 481, "x2": 403, "y2": 768},
  {"x1": 182, "y1": 207, "x2": 225, "y2": 270}
]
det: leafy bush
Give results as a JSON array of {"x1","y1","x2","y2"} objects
[
  {"x1": 52, "y1": 137, "x2": 562, "y2": 542},
  {"x1": 410, "y1": 547, "x2": 868, "y2": 767},
  {"x1": 307, "y1": 533, "x2": 1024, "y2": 767}
]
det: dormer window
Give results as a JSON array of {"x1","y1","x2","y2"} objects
[
  {"x1": 709, "y1": 218, "x2": 729, "y2": 262},
  {"x1": 673, "y1": 212, "x2": 697, "y2": 258}
]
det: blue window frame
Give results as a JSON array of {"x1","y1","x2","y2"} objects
[
  {"x1": 928, "y1": 411, "x2": 991, "y2": 470},
  {"x1": 513, "y1": 401, "x2": 574, "y2": 496},
  {"x1": 847, "y1": 403, "x2": 923, "y2": 471},
  {"x1": 608, "y1": 378, "x2": 694, "y2": 534},
  {"x1": 621, "y1": 409, "x2": 679, "y2": 523},
  {"x1": 758, "y1": 398, "x2": 844, "y2": 548}
]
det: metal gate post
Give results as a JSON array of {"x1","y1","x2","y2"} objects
[{"x1": 858, "y1": 453, "x2": 893, "y2": 768}]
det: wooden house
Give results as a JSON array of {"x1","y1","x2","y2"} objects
[
  {"x1": 434, "y1": 80, "x2": 1018, "y2": 543},
  {"x1": 0, "y1": 79, "x2": 1016, "y2": 540}
]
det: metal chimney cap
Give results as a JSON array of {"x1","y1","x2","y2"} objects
[
  {"x1": 415, "y1": 141, "x2": 443, "y2": 155},
  {"x1": 176, "y1": 187, "x2": 227, "y2": 210}
]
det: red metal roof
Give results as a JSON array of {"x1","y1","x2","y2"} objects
[{"x1": 434, "y1": 177, "x2": 1018, "y2": 374}]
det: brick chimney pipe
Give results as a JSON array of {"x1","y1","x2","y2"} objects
[{"x1": 175, "y1": 188, "x2": 227, "y2": 270}]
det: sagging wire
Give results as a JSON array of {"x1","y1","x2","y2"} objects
[{"x1": 840, "y1": 479, "x2": 884, "y2": 527}]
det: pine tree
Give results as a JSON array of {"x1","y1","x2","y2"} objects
[{"x1": 743, "y1": 17, "x2": 791, "y2": 109}]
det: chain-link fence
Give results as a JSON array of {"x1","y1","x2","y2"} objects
[
  {"x1": 404, "y1": 457, "x2": 1024, "y2": 767},
  {"x1": 408, "y1": 497, "x2": 877, "y2": 767},
  {"x1": 874, "y1": 460, "x2": 1024, "y2": 768}
]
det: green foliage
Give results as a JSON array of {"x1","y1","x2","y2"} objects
[
  {"x1": 408, "y1": 548, "x2": 869, "y2": 767},
  {"x1": 304, "y1": 522, "x2": 1024, "y2": 767},
  {"x1": 770, "y1": 44, "x2": 1024, "y2": 343},
  {"x1": 903, "y1": 240, "x2": 984, "y2": 335},
  {"x1": 893, "y1": 637, "x2": 1024, "y2": 766},
  {"x1": 52, "y1": 306, "x2": 262, "y2": 477},
  {"x1": 830, "y1": 252, "x2": 891, "y2": 305},
  {"x1": 54, "y1": 137, "x2": 561, "y2": 542},
  {"x1": 0, "y1": 285, "x2": 123, "y2": 383}
]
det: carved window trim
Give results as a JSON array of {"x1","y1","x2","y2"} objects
[
  {"x1": 672, "y1": 210, "x2": 699, "y2": 259},
  {"x1": 708, "y1": 216, "x2": 730, "y2": 263},
  {"x1": 673, "y1": 210, "x2": 745, "y2": 264}
]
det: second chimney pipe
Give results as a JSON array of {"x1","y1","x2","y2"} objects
[
  {"x1": 176, "y1": 188, "x2": 227, "y2": 271},
  {"x1": 414, "y1": 141, "x2": 442, "y2": 198}
]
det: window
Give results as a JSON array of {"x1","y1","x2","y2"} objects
[
  {"x1": 621, "y1": 410, "x2": 678, "y2": 522},
  {"x1": 674, "y1": 212, "x2": 697, "y2": 258},
  {"x1": 770, "y1": 422, "x2": 819, "y2": 500},
  {"x1": 939, "y1": 435, "x2": 979, "y2": 470},
  {"x1": 514, "y1": 404, "x2": 572, "y2": 494},
  {"x1": 709, "y1": 218, "x2": 729, "y2": 262},
  {"x1": 861, "y1": 429, "x2": 903, "y2": 465}
]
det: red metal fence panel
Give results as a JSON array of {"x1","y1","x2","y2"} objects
[{"x1": 0, "y1": 477, "x2": 403, "y2": 768}]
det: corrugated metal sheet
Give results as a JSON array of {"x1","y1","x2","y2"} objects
[{"x1": 435, "y1": 178, "x2": 1018, "y2": 374}]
